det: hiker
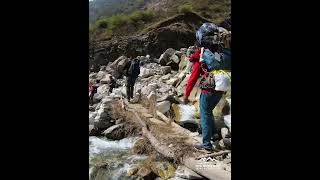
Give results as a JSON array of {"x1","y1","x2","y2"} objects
[
  {"x1": 89, "y1": 80, "x2": 99, "y2": 106},
  {"x1": 123, "y1": 58, "x2": 140, "y2": 102},
  {"x1": 183, "y1": 23, "x2": 231, "y2": 152},
  {"x1": 109, "y1": 76, "x2": 116, "y2": 94}
]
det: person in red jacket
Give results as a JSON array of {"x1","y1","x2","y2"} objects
[
  {"x1": 183, "y1": 45, "x2": 224, "y2": 152},
  {"x1": 89, "y1": 80, "x2": 99, "y2": 106}
]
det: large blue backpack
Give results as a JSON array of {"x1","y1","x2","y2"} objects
[
  {"x1": 196, "y1": 23, "x2": 219, "y2": 46},
  {"x1": 200, "y1": 48, "x2": 221, "y2": 71}
]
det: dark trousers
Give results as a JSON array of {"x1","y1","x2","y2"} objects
[
  {"x1": 89, "y1": 93, "x2": 94, "y2": 106},
  {"x1": 126, "y1": 77, "x2": 136, "y2": 101},
  {"x1": 200, "y1": 91, "x2": 224, "y2": 149}
]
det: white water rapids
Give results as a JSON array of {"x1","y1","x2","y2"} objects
[{"x1": 89, "y1": 136, "x2": 148, "y2": 180}]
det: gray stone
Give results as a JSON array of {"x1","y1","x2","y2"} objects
[
  {"x1": 174, "y1": 51, "x2": 183, "y2": 57},
  {"x1": 170, "y1": 54, "x2": 180, "y2": 64},
  {"x1": 100, "y1": 66, "x2": 106, "y2": 71},
  {"x1": 166, "y1": 77, "x2": 179, "y2": 86},
  {"x1": 89, "y1": 125, "x2": 94, "y2": 133},
  {"x1": 178, "y1": 55, "x2": 188, "y2": 71},
  {"x1": 103, "y1": 123, "x2": 125, "y2": 139},
  {"x1": 221, "y1": 127, "x2": 229, "y2": 139},
  {"x1": 96, "y1": 71, "x2": 107, "y2": 80},
  {"x1": 140, "y1": 67, "x2": 154, "y2": 78},
  {"x1": 100, "y1": 74, "x2": 112, "y2": 84},
  {"x1": 110, "y1": 56, "x2": 127, "y2": 69},
  {"x1": 89, "y1": 73, "x2": 97, "y2": 79},
  {"x1": 161, "y1": 74, "x2": 172, "y2": 81},
  {"x1": 159, "y1": 48, "x2": 176, "y2": 65},
  {"x1": 175, "y1": 165, "x2": 203, "y2": 180},
  {"x1": 97, "y1": 84, "x2": 109, "y2": 95},
  {"x1": 156, "y1": 101, "x2": 171, "y2": 114},
  {"x1": 160, "y1": 66, "x2": 171, "y2": 75}
]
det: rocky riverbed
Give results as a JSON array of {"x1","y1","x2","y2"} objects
[{"x1": 89, "y1": 46, "x2": 231, "y2": 180}]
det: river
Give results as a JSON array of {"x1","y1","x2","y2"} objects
[{"x1": 89, "y1": 136, "x2": 148, "y2": 180}]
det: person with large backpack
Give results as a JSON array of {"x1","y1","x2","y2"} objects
[
  {"x1": 123, "y1": 58, "x2": 140, "y2": 102},
  {"x1": 183, "y1": 23, "x2": 231, "y2": 152}
]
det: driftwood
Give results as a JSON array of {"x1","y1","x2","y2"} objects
[
  {"x1": 195, "y1": 150, "x2": 231, "y2": 160},
  {"x1": 128, "y1": 108, "x2": 175, "y2": 159},
  {"x1": 183, "y1": 157, "x2": 231, "y2": 180}
]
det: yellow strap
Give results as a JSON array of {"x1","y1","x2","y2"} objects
[{"x1": 211, "y1": 70, "x2": 231, "y2": 81}]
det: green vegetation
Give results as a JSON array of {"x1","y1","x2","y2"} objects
[
  {"x1": 178, "y1": 4, "x2": 194, "y2": 14},
  {"x1": 90, "y1": 10, "x2": 156, "y2": 40},
  {"x1": 89, "y1": 0, "x2": 231, "y2": 40}
]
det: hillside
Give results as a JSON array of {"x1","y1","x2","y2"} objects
[{"x1": 89, "y1": 0, "x2": 231, "y2": 40}]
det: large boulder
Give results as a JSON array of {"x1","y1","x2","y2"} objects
[
  {"x1": 169, "y1": 54, "x2": 180, "y2": 64},
  {"x1": 159, "y1": 48, "x2": 176, "y2": 65},
  {"x1": 100, "y1": 74, "x2": 112, "y2": 84},
  {"x1": 151, "y1": 161, "x2": 176, "y2": 180},
  {"x1": 102, "y1": 123, "x2": 125, "y2": 140},
  {"x1": 140, "y1": 67, "x2": 155, "y2": 78},
  {"x1": 97, "y1": 84, "x2": 109, "y2": 95},
  {"x1": 156, "y1": 101, "x2": 171, "y2": 114},
  {"x1": 110, "y1": 56, "x2": 126, "y2": 69},
  {"x1": 178, "y1": 55, "x2": 188, "y2": 71},
  {"x1": 96, "y1": 71, "x2": 107, "y2": 80},
  {"x1": 160, "y1": 66, "x2": 171, "y2": 75},
  {"x1": 172, "y1": 104, "x2": 197, "y2": 124}
]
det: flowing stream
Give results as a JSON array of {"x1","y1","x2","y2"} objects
[{"x1": 89, "y1": 136, "x2": 148, "y2": 180}]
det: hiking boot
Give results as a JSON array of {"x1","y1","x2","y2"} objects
[{"x1": 194, "y1": 144, "x2": 214, "y2": 153}]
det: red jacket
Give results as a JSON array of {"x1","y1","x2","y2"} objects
[{"x1": 184, "y1": 48, "x2": 211, "y2": 98}]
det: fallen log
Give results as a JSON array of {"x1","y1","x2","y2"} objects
[
  {"x1": 128, "y1": 108, "x2": 175, "y2": 159},
  {"x1": 195, "y1": 150, "x2": 231, "y2": 160},
  {"x1": 157, "y1": 110, "x2": 201, "y2": 144}
]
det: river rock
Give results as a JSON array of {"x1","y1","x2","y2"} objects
[
  {"x1": 166, "y1": 77, "x2": 179, "y2": 86},
  {"x1": 159, "y1": 48, "x2": 176, "y2": 65},
  {"x1": 156, "y1": 101, "x2": 171, "y2": 114},
  {"x1": 93, "y1": 119, "x2": 112, "y2": 129},
  {"x1": 140, "y1": 67, "x2": 154, "y2": 78},
  {"x1": 96, "y1": 71, "x2": 107, "y2": 80},
  {"x1": 221, "y1": 127, "x2": 229, "y2": 139},
  {"x1": 100, "y1": 65, "x2": 106, "y2": 71},
  {"x1": 117, "y1": 57, "x2": 129, "y2": 72},
  {"x1": 89, "y1": 125, "x2": 94, "y2": 133},
  {"x1": 160, "y1": 66, "x2": 171, "y2": 75},
  {"x1": 170, "y1": 54, "x2": 180, "y2": 64},
  {"x1": 103, "y1": 124, "x2": 125, "y2": 140},
  {"x1": 161, "y1": 74, "x2": 172, "y2": 81},
  {"x1": 151, "y1": 161, "x2": 176, "y2": 180},
  {"x1": 224, "y1": 115, "x2": 231, "y2": 131},
  {"x1": 174, "y1": 51, "x2": 183, "y2": 58},
  {"x1": 93, "y1": 93, "x2": 103, "y2": 103},
  {"x1": 175, "y1": 165, "x2": 203, "y2": 179},
  {"x1": 100, "y1": 74, "x2": 112, "y2": 84},
  {"x1": 110, "y1": 55, "x2": 127, "y2": 69},
  {"x1": 137, "y1": 167, "x2": 157, "y2": 180},
  {"x1": 89, "y1": 73, "x2": 97, "y2": 79},
  {"x1": 127, "y1": 165, "x2": 139, "y2": 176},
  {"x1": 178, "y1": 55, "x2": 188, "y2": 71},
  {"x1": 97, "y1": 84, "x2": 109, "y2": 95}
]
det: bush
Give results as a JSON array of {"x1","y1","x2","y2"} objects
[
  {"x1": 178, "y1": 4, "x2": 194, "y2": 14},
  {"x1": 95, "y1": 17, "x2": 109, "y2": 29}
]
